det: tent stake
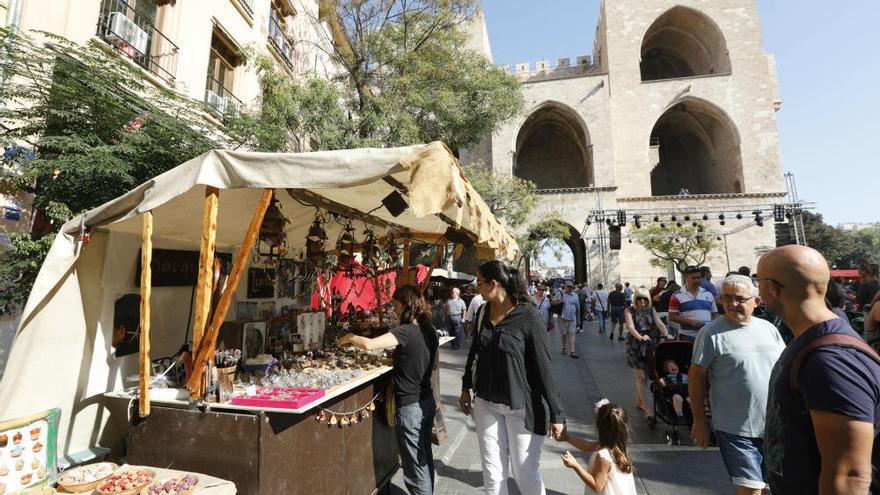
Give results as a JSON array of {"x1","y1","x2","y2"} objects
[
  {"x1": 139, "y1": 211, "x2": 153, "y2": 418},
  {"x1": 187, "y1": 188, "x2": 274, "y2": 398}
]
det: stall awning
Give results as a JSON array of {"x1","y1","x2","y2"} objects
[{"x1": 430, "y1": 268, "x2": 476, "y2": 283}]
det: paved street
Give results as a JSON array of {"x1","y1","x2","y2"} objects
[{"x1": 390, "y1": 317, "x2": 730, "y2": 494}]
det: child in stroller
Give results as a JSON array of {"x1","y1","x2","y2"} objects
[{"x1": 647, "y1": 341, "x2": 696, "y2": 445}]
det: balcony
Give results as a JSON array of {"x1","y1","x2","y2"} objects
[
  {"x1": 205, "y1": 75, "x2": 243, "y2": 117},
  {"x1": 96, "y1": 0, "x2": 179, "y2": 85},
  {"x1": 267, "y1": 14, "x2": 294, "y2": 70},
  {"x1": 237, "y1": 0, "x2": 255, "y2": 18}
]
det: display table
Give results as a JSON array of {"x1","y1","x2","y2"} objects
[
  {"x1": 117, "y1": 371, "x2": 398, "y2": 495},
  {"x1": 56, "y1": 465, "x2": 236, "y2": 494}
]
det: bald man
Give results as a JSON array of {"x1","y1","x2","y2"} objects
[{"x1": 759, "y1": 245, "x2": 880, "y2": 494}]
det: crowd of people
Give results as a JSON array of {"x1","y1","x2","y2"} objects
[{"x1": 340, "y1": 249, "x2": 880, "y2": 495}]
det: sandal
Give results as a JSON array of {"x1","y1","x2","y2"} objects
[
  {"x1": 569, "y1": 353, "x2": 580, "y2": 359},
  {"x1": 561, "y1": 348, "x2": 568, "y2": 355}
]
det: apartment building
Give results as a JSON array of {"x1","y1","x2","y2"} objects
[{"x1": 0, "y1": 0, "x2": 335, "y2": 244}]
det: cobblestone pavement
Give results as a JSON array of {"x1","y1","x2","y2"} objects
[{"x1": 389, "y1": 317, "x2": 731, "y2": 494}]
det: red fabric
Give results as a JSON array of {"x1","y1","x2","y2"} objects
[
  {"x1": 831, "y1": 269, "x2": 860, "y2": 279},
  {"x1": 311, "y1": 263, "x2": 430, "y2": 314}
]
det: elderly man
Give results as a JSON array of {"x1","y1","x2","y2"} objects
[
  {"x1": 759, "y1": 245, "x2": 880, "y2": 494},
  {"x1": 690, "y1": 275, "x2": 785, "y2": 494},
  {"x1": 669, "y1": 266, "x2": 718, "y2": 343},
  {"x1": 443, "y1": 287, "x2": 467, "y2": 350}
]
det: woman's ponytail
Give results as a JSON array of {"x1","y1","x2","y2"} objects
[
  {"x1": 477, "y1": 260, "x2": 530, "y2": 305},
  {"x1": 392, "y1": 285, "x2": 438, "y2": 348}
]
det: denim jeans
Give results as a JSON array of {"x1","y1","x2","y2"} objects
[
  {"x1": 395, "y1": 397, "x2": 436, "y2": 495},
  {"x1": 715, "y1": 430, "x2": 767, "y2": 490},
  {"x1": 597, "y1": 311, "x2": 607, "y2": 333},
  {"x1": 449, "y1": 314, "x2": 464, "y2": 349}
]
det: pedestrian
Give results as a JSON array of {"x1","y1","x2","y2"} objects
[
  {"x1": 460, "y1": 260, "x2": 566, "y2": 495},
  {"x1": 608, "y1": 283, "x2": 627, "y2": 341},
  {"x1": 576, "y1": 284, "x2": 587, "y2": 333},
  {"x1": 649, "y1": 277, "x2": 667, "y2": 304},
  {"x1": 557, "y1": 282, "x2": 581, "y2": 358},
  {"x1": 444, "y1": 287, "x2": 467, "y2": 350},
  {"x1": 668, "y1": 266, "x2": 718, "y2": 343},
  {"x1": 689, "y1": 275, "x2": 785, "y2": 495},
  {"x1": 336, "y1": 285, "x2": 439, "y2": 495},
  {"x1": 759, "y1": 245, "x2": 880, "y2": 494},
  {"x1": 529, "y1": 280, "x2": 537, "y2": 297},
  {"x1": 700, "y1": 266, "x2": 719, "y2": 303},
  {"x1": 559, "y1": 399, "x2": 637, "y2": 495},
  {"x1": 624, "y1": 288, "x2": 672, "y2": 419},
  {"x1": 623, "y1": 282, "x2": 633, "y2": 308},
  {"x1": 855, "y1": 263, "x2": 880, "y2": 310},
  {"x1": 593, "y1": 284, "x2": 610, "y2": 335},
  {"x1": 464, "y1": 290, "x2": 485, "y2": 343},
  {"x1": 581, "y1": 283, "x2": 595, "y2": 322},
  {"x1": 535, "y1": 285, "x2": 552, "y2": 331},
  {"x1": 738, "y1": 266, "x2": 751, "y2": 277}
]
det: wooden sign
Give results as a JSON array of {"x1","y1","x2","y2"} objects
[
  {"x1": 247, "y1": 267, "x2": 275, "y2": 298},
  {"x1": 136, "y1": 249, "x2": 231, "y2": 287}
]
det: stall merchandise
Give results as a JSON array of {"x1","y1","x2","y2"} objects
[{"x1": 1, "y1": 142, "x2": 518, "y2": 495}]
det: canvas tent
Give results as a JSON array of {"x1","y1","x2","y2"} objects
[{"x1": 0, "y1": 141, "x2": 517, "y2": 456}]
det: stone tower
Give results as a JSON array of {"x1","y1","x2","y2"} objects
[{"x1": 463, "y1": 0, "x2": 786, "y2": 285}]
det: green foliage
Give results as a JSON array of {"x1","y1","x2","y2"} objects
[
  {"x1": 317, "y1": 0, "x2": 524, "y2": 150},
  {"x1": 463, "y1": 162, "x2": 535, "y2": 229},
  {"x1": 224, "y1": 55, "x2": 346, "y2": 152},
  {"x1": 0, "y1": 28, "x2": 232, "y2": 309},
  {"x1": 634, "y1": 224, "x2": 719, "y2": 271},
  {"x1": 800, "y1": 211, "x2": 880, "y2": 268},
  {"x1": 462, "y1": 162, "x2": 569, "y2": 264}
]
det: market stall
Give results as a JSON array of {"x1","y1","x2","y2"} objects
[{"x1": 0, "y1": 142, "x2": 517, "y2": 494}]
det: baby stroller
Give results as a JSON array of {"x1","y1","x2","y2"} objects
[{"x1": 646, "y1": 340, "x2": 699, "y2": 445}]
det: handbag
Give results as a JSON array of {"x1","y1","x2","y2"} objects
[{"x1": 470, "y1": 304, "x2": 487, "y2": 394}]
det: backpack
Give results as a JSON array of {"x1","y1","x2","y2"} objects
[{"x1": 788, "y1": 333, "x2": 880, "y2": 391}]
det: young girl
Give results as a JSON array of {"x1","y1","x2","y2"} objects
[{"x1": 561, "y1": 399, "x2": 637, "y2": 495}]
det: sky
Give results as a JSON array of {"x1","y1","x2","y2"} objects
[{"x1": 480, "y1": 0, "x2": 880, "y2": 266}]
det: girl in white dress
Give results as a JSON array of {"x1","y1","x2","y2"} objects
[{"x1": 560, "y1": 399, "x2": 637, "y2": 495}]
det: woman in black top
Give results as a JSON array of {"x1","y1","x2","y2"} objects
[
  {"x1": 460, "y1": 261, "x2": 566, "y2": 494},
  {"x1": 337, "y1": 285, "x2": 439, "y2": 495}
]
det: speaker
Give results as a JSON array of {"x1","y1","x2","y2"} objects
[
  {"x1": 775, "y1": 222, "x2": 793, "y2": 247},
  {"x1": 609, "y1": 225, "x2": 621, "y2": 250}
]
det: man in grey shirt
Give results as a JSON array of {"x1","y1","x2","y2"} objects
[{"x1": 689, "y1": 275, "x2": 785, "y2": 495}]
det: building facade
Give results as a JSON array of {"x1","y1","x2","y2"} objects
[
  {"x1": 0, "y1": 0, "x2": 334, "y2": 246},
  {"x1": 462, "y1": 0, "x2": 787, "y2": 286}
]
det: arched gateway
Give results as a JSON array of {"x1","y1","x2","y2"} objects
[{"x1": 514, "y1": 102, "x2": 593, "y2": 190}]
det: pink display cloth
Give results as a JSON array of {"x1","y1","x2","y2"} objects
[{"x1": 311, "y1": 263, "x2": 430, "y2": 313}]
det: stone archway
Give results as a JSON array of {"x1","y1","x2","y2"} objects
[
  {"x1": 649, "y1": 97, "x2": 743, "y2": 196},
  {"x1": 514, "y1": 102, "x2": 593, "y2": 190},
  {"x1": 640, "y1": 6, "x2": 731, "y2": 81},
  {"x1": 526, "y1": 223, "x2": 587, "y2": 283}
]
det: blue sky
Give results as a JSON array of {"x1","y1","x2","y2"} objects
[{"x1": 481, "y1": 0, "x2": 880, "y2": 228}]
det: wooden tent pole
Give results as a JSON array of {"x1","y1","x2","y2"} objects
[
  {"x1": 419, "y1": 242, "x2": 446, "y2": 295},
  {"x1": 191, "y1": 186, "x2": 219, "y2": 397},
  {"x1": 187, "y1": 188, "x2": 274, "y2": 397},
  {"x1": 139, "y1": 211, "x2": 153, "y2": 418}
]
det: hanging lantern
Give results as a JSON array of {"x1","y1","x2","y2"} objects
[{"x1": 259, "y1": 196, "x2": 289, "y2": 246}]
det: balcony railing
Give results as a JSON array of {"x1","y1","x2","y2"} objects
[
  {"x1": 96, "y1": 0, "x2": 179, "y2": 85},
  {"x1": 237, "y1": 0, "x2": 255, "y2": 17},
  {"x1": 267, "y1": 14, "x2": 294, "y2": 70},
  {"x1": 205, "y1": 75, "x2": 243, "y2": 116}
]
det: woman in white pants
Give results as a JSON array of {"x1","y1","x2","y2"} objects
[{"x1": 460, "y1": 261, "x2": 566, "y2": 495}]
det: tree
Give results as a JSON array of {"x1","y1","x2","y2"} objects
[
  {"x1": 799, "y1": 211, "x2": 880, "y2": 268},
  {"x1": 634, "y1": 224, "x2": 719, "y2": 271},
  {"x1": 312, "y1": 0, "x2": 524, "y2": 150},
  {"x1": 223, "y1": 54, "x2": 346, "y2": 152},
  {"x1": 0, "y1": 29, "x2": 234, "y2": 309},
  {"x1": 462, "y1": 163, "x2": 569, "y2": 265}
]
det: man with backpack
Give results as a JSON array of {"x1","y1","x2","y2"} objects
[{"x1": 759, "y1": 245, "x2": 880, "y2": 494}]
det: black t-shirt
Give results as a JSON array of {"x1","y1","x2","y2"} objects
[
  {"x1": 389, "y1": 324, "x2": 438, "y2": 407},
  {"x1": 608, "y1": 290, "x2": 626, "y2": 307},
  {"x1": 765, "y1": 318, "x2": 880, "y2": 494},
  {"x1": 858, "y1": 280, "x2": 880, "y2": 308}
]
